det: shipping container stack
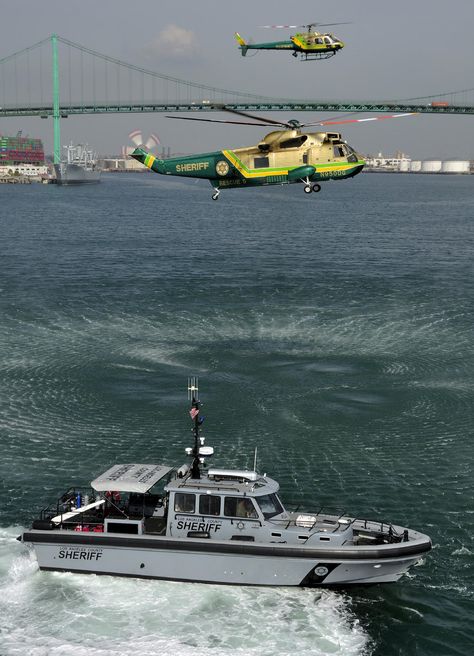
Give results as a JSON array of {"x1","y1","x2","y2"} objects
[{"x1": 0, "y1": 135, "x2": 45, "y2": 166}]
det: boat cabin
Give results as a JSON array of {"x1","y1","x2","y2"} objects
[
  {"x1": 164, "y1": 467, "x2": 289, "y2": 541},
  {"x1": 36, "y1": 461, "x2": 348, "y2": 548}
]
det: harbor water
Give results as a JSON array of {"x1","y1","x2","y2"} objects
[{"x1": 0, "y1": 172, "x2": 473, "y2": 655}]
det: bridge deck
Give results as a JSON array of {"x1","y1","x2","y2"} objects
[{"x1": 1, "y1": 101, "x2": 473, "y2": 117}]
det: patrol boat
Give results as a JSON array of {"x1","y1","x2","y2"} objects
[{"x1": 19, "y1": 379, "x2": 431, "y2": 586}]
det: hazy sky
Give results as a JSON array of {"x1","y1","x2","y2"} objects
[{"x1": 1, "y1": 0, "x2": 474, "y2": 159}]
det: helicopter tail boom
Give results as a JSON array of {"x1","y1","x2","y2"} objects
[{"x1": 131, "y1": 147, "x2": 166, "y2": 174}]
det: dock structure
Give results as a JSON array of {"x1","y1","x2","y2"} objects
[{"x1": 0, "y1": 175, "x2": 31, "y2": 184}]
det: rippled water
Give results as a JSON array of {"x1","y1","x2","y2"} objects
[{"x1": 0, "y1": 172, "x2": 473, "y2": 655}]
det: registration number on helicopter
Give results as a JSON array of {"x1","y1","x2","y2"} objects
[{"x1": 318, "y1": 170, "x2": 347, "y2": 178}]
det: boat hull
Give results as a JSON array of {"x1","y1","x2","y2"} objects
[
  {"x1": 22, "y1": 530, "x2": 431, "y2": 586},
  {"x1": 54, "y1": 163, "x2": 101, "y2": 185}
]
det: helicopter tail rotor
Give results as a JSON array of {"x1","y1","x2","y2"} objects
[
  {"x1": 128, "y1": 130, "x2": 145, "y2": 148},
  {"x1": 128, "y1": 130, "x2": 161, "y2": 151},
  {"x1": 145, "y1": 133, "x2": 160, "y2": 150}
]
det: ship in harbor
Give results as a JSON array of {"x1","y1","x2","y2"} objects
[
  {"x1": 54, "y1": 143, "x2": 101, "y2": 185},
  {"x1": 18, "y1": 379, "x2": 431, "y2": 587}
]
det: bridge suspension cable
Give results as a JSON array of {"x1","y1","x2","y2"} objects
[{"x1": 1, "y1": 35, "x2": 474, "y2": 122}]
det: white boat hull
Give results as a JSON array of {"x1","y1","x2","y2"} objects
[{"x1": 23, "y1": 530, "x2": 429, "y2": 586}]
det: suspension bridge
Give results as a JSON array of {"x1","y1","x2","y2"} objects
[{"x1": 1, "y1": 35, "x2": 474, "y2": 163}]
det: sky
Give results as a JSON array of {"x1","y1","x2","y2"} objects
[{"x1": 1, "y1": 0, "x2": 474, "y2": 159}]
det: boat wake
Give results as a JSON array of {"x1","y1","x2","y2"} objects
[{"x1": 0, "y1": 528, "x2": 369, "y2": 656}]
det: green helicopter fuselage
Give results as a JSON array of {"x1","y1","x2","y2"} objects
[{"x1": 131, "y1": 128, "x2": 364, "y2": 198}]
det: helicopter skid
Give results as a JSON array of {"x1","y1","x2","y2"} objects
[{"x1": 301, "y1": 51, "x2": 337, "y2": 61}]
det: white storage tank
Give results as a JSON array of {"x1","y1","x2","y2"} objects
[
  {"x1": 399, "y1": 160, "x2": 410, "y2": 172},
  {"x1": 421, "y1": 160, "x2": 442, "y2": 173},
  {"x1": 410, "y1": 160, "x2": 422, "y2": 172},
  {"x1": 441, "y1": 160, "x2": 470, "y2": 174}
]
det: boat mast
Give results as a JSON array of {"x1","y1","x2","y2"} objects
[{"x1": 188, "y1": 376, "x2": 201, "y2": 479}]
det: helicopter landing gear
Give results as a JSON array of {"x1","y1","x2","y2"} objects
[
  {"x1": 292, "y1": 52, "x2": 298, "y2": 58},
  {"x1": 302, "y1": 177, "x2": 321, "y2": 195},
  {"x1": 211, "y1": 188, "x2": 220, "y2": 201}
]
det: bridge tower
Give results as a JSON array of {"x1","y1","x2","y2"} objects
[{"x1": 51, "y1": 34, "x2": 61, "y2": 165}]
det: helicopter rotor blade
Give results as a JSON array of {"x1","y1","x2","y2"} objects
[
  {"x1": 223, "y1": 108, "x2": 292, "y2": 128},
  {"x1": 313, "y1": 22, "x2": 352, "y2": 28},
  {"x1": 259, "y1": 25, "x2": 300, "y2": 29},
  {"x1": 259, "y1": 22, "x2": 351, "y2": 29},
  {"x1": 300, "y1": 112, "x2": 418, "y2": 128},
  {"x1": 165, "y1": 116, "x2": 283, "y2": 127}
]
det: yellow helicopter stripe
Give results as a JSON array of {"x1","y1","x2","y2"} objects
[
  {"x1": 291, "y1": 36, "x2": 305, "y2": 49},
  {"x1": 144, "y1": 153, "x2": 156, "y2": 169},
  {"x1": 223, "y1": 150, "x2": 362, "y2": 178},
  {"x1": 223, "y1": 150, "x2": 291, "y2": 178}
]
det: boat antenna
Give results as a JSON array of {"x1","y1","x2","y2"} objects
[
  {"x1": 188, "y1": 376, "x2": 201, "y2": 479},
  {"x1": 253, "y1": 446, "x2": 258, "y2": 473}
]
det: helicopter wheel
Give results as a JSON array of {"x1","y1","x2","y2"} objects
[
  {"x1": 312, "y1": 183, "x2": 321, "y2": 193},
  {"x1": 304, "y1": 185, "x2": 312, "y2": 194}
]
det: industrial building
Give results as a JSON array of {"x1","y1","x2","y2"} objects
[{"x1": 365, "y1": 151, "x2": 472, "y2": 174}]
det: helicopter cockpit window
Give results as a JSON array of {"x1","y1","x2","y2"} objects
[
  {"x1": 334, "y1": 146, "x2": 345, "y2": 157},
  {"x1": 343, "y1": 144, "x2": 358, "y2": 163},
  {"x1": 324, "y1": 37, "x2": 332, "y2": 45},
  {"x1": 253, "y1": 156, "x2": 269, "y2": 168},
  {"x1": 280, "y1": 135, "x2": 308, "y2": 149},
  {"x1": 315, "y1": 38, "x2": 324, "y2": 45}
]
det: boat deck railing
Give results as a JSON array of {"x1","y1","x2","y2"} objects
[{"x1": 272, "y1": 506, "x2": 408, "y2": 542}]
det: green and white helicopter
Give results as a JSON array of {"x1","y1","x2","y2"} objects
[
  {"x1": 131, "y1": 109, "x2": 415, "y2": 200},
  {"x1": 235, "y1": 22, "x2": 348, "y2": 61}
]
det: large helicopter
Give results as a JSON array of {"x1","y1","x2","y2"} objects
[
  {"x1": 130, "y1": 109, "x2": 415, "y2": 200},
  {"x1": 235, "y1": 22, "x2": 348, "y2": 61}
]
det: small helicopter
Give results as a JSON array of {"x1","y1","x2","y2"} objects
[
  {"x1": 130, "y1": 109, "x2": 415, "y2": 200},
  {"x1": 235, "y1": 22, "x2": 348, "y2": 61}
]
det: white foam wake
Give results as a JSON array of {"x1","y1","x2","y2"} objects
[{"x1": 0, "y1": 527, "x2": 369, "y2": 656}]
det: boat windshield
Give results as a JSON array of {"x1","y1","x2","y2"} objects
[{"x1": 256, "y1": 493, "x2": 284, "y2": 519}]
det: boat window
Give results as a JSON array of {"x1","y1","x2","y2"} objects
[
  {"x1": 253, "y1": 156, "x2": 269, "y2": 168},
  {"x1": 199, "y1": 494, "x2": 221, "y2": 516},
  {"x1": 224, "y1": 496, "x2": 258, "y2": 519},
  {"x1": 174, "y1": 493, "x2": 195, "y2": 513},
  {"x1": 256, "y1": 493, "x2": 284, "y2": 519}
]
